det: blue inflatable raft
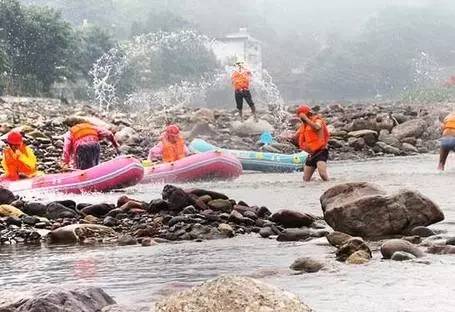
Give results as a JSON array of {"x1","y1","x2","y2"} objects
[{"x1": 189, "y1": 139, "x2": 307, "y2": 173}]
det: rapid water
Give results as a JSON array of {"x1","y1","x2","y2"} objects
[{"x1": 2, "y1": 154, "x2": 455, "y2": 312}]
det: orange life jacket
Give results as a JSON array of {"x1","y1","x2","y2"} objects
[
  {"x1": 162, "y1": 136, "x2": 186, "y2": 163},
  {"x1": 443, "y1": 114, "x2": 455, "y2": 130},
  {"x1": 2, "y1": 144, "x2": 37, "y2": 180},
  {"x1": 232, "y1": 71, "x2": 251, "y2": 90},
  {"x1": 297, "y1": 116, "x2": 330, "y2": 154},
  {"x1": 70, "y1": 123, "x2": 98, "y2": 142}
]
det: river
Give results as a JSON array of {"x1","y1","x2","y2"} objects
[{"x1": 1, "y1": 154, "x2": 455, "y2": 312}]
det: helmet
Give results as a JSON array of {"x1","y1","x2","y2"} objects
[
  {"x1": 6, "y1": 131, "x2": 23, "y2": 145},
  {"x1": 166, "y1": 124, "x2": 180, "y2": 137},
  {"x1": 296, "y1": 104, "x2": 311, "y2": 116}
]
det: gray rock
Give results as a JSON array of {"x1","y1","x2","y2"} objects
[
  {"x1": 277, "y1": 228, "x2": 310, "y2": 242},
  {"x1": 376, "y1": 141, "x2": 401, "y2": 155},
  {"x1": 46, "y1": 202, "x2": 78, "y2": 220},
  {"x1": 402, "y1": 142, "x2": 418, "y2": 153},
  {"x1": 155, "y1": 275, "x2": 312, "y2": 312},
  {"x1": 232, "y1": 119, "x2": 274, "y2": 137},
  {"x1": 381, "y1": 239, "x2": 425, "y2": 259},
  {"x1": 259, "y1": 227, "x2": 275, "y2": 238},
  {"x1": 207, "y1": 199, "x2": 233, "y2": 213},
  {"x1": 118, "y1": 234, "x2": 137, "y2": 246},
  {"x1": 392, "y1": 119, "x2": 426, "y2": 140},
  {"x1": 408, "y1": 226, "x2": 435, "y2": 238},
  {"x1": 378, "y1": 129, "x2": 401, "y2": 148},
  {"x1": 326, "y1": 231, "x2": 353, "y2": 247},
  {"x1": 290, "y1": 257, "x2": 323, "y2": 273}
]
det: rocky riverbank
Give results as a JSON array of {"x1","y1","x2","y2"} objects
[{"x1": 0, "y1": 96, "x2": 453, "y2": 174}]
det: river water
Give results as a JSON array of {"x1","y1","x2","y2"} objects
[{"x1": 2, "y1": 154, "x2": 455, "y2": 311}]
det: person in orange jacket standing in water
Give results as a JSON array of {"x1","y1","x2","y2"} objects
[
  {"x1": 438, "y1": 112, "x2": 455, "y2": 170},
  {"x1": 148, "y1": 124, "x2": 189, "y2": 163},
  {"x1": 1, "y1": 131, "x2": 37, "y2": 180},
  {"x1": 231, "y1": 61, "x2": 257, "y2": 122},
  {"x1": 295, "y1": 104, "x2": 330, "y2": 182}
]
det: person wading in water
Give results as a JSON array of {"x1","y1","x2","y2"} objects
[
  {"x1": 295, "y1": 104, "x2": 330, "y2": 182},
  {"x1": 231, "y1": 61, "x2": 257, "y2": 122}
]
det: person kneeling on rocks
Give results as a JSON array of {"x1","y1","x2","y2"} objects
[
  {"x1": 1, "y1": 131, "x2": 37, "y2": 180},
  {"x1": 62, "y1": 122, "x2": 119, "y2": 170},
  {"x1": 148, "y1": 124, "x2": 189, "y2": 163},
  {"x1": 295, "y1": 104, "x2": 330, "y2": 182},
  {"x1": 438, "y1": 112, "x2": 455, "y2": 170}
]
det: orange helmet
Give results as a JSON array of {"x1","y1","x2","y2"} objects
[
  {"x1": 296, "y1": 104, "x2": 311, "y2": 116},
  {"x1": 166, "y1": 124, "x2": 180, "y2": 137},
  {"x1": 6, "y1": 131, "x2": 23, "y2": 145}
]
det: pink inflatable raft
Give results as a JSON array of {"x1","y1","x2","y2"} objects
[
  {"x1": 0, "y1": 155, "x2": 144, "y2": 193},
  {"x1": 141, "y1": 151, "x2": 242, "y2": 184}
]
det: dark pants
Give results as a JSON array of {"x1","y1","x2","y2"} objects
[
  {"x1": 305, "y1": 149, "x2": 329, "y2": 168},
  {"x1": 235, "y1": 89, "x2": 255, "y2": 110},
  {"x1": 75, "y1": 143, "x2": 101, "y2": 170}
]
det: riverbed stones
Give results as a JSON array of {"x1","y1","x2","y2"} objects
[
  {"x1": 346, "y1": 250, "x2": 371, "y2": 264},
  {"x1": 380, "y1": 239, "x2": 424, "y2": 259},
  {"x1": 81, "y1": 203, "x2": 115, "y2": 217},
  {"x1": 426, "y1": 245, "x2": 455, "y2": 254},
  {"x1": 326, "y1": 231, "x2": 353, "y2": 247},
  {"x1": 118, "y1": 234, "x2": 137, "y2": 246},
  {"x1": 46, "y1": 202, "x2": 78, "y2": 220},
  {"x1": 0, "y1": 204, "x2": 24, "y2": 218},
  {"x1": 408, "y1": 226, "x2": 435, "y2": 237},
  {"x1": 218, "y1": 223, "x2": 234, "y2": 237},
  {"x1": 155, "y1": 275, "x2": 312, "y2": 312},
  {"x1": 0, "y1": 287, "x2": 115, "y2": 312},
  {"x1": 47, "y1": 224, "x2": 116, "y2": 244},
  {"x1": 321, "y1": 182, "x2": 444, "y2": 238},
  {"x1": 0, "y1": 189, "x2": 16, "y2": 205},
  {"x1": 22, "y1": 202, "x2": 47, "y2": 217},
  {"x1": 277, "y1": 228, "x2": 310, "y2": 242},
  {"x1": 336, "y1": 237, "x2": 371, "y2": 262},
  {"x1": 271, "y1": 210, "x2": 314, "y2": 228},
  {"x1": 391, "y1": 118, "x2": 426, "y2": 140},
  {"x1": 207, "y1": 199, "x2": 233, "y2": 213},
  {"x1": 162, "y1": 185, "x2": 193, "y2": 211},
  {"x1": 391, "y1": 251, "x2": 417, "y2": 261},
  {"x1": 290, "y1": 257, "x2": 323, "y2": 273}
]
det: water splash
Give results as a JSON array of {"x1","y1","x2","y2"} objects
[{"x1": 413, "y1": 51, "x2": 441, "y2": 87}]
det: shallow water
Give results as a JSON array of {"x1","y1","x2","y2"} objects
[{"x1": 2, "y1": 154, "x2": 455, "y2": 311}]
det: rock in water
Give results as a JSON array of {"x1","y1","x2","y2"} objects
[
  {"x1": 336, "y1": 237, "x2": 371, "y2": 262},
  {"x1": 277, "y1": 228, "x2": 310, "y2": 241},
  {"x1": 0, "y1": 287, "x2": 115, "y2": 312},
  {"x1": 0, "y1": 204, "x2": 24, "y2": 218},
  {"x1": 155, "y1": 275, "x2": 312, "y2": 312},
  {"x1": 232, "y1": 119, "x2": 274, "y2": 137},
  {"x1": 162, "y1": 185, "x2": 193, "y2": 211},
  {"x1": 391, "y1": 251, "x2": 417, "y2": 261},
  {"x1": 346, "y1": 250, "x2": 371, "y2": 264},
  {"x1": 326, "y1": 231, "x2": 353, "y2": 247},
  {"x1": 290, "y1": 257, "x2": 323, "y2": 273},
  {"x1": 0, "y1": 188, "x2": 16, "y2": 205},
  {"x1": 321, "y1": 182, "x2": 444, "y2": 238},
  {"x1": 47, "y1": 224, "x2": 116, "y2": 244},
  {"x1": 381, "y1": 239, "x2": 425, "y2": 259},
  {"x1": 46, "y1": 202, "x2": 78, "y2": 220},
  {"x1": 271, "y1": 210, "x2": 314, "y2": 228}
]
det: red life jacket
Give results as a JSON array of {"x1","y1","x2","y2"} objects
[
  {"x1": 162, "y1": 136, "x2": 186, "y2": 163},
  {"x1": 232, "y1": 71, "x2": 251, "y2": 90},
  {"x1": 297, "y1": 116, "x2": 330, "y2": 154}
]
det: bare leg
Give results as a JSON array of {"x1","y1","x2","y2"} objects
[
  {"x1": 238, "y1": 109, "x2": 244, "y2": 122},
  {"x1": 303, "y1": 165, "x2": 316, "y2": 182},
  {"x1": 438, "y1": 148, "x2": 450, "y2": 170},
  {"x1": 316, "y1": 161, "x2": 329, "y2": 181},
  {"x1": 251, "y1": 105, "x2": 258, "y2": 122}
]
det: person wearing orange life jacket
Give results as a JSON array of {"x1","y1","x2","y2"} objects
[
  {"x1": 1, "y1": 131, "x2": 37, "y2": 181},
  {"x1": 295, "y1": 104, "x2": 330, "y2": 181},
  {"x1": 231, "y1": 61, "x2": 257, "y2": 122},
  {"x1": 148, "y1": 124, "x2": 189, "y2": 163},
  {"x1": 62, "y1": 122, "x2": 119, "y2": 170},
  {"x1": 438, "y1": 112, "x2": 455, "y2": 170}
]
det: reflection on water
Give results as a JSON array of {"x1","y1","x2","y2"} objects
[{"x1": 2, "y1": 154, "x2": 455, "y2": 312}]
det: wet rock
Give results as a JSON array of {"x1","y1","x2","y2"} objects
[
  {"x1": 162, "y1": 185, "x2": 193, "y2": 211},
  {"x1": 228, "y1": 210, "x2": 244, "y2": 224},
  {"x1": 21, "y1": 215, "x2": 40, "y2": 226},
  {"x1": 148, "y1": 199, "x2": 169, "y2": 213},
  {"x1": 46, "y1": 202, "x2": 78, "y2": 220},
  {"x1": 207, "y1": 199, "x2": 233, "y2": 213},
  {"x1": 140, "y1": 237, "x2": 156, "y2": 247},
  {"x1": 391, "y1": 251, "x2": 417, "y2": 261},
  {"x1": 22, "y1": 202, "x2": 47, "y2": 217},
  {"x1": 336, "y1": 237, "x2": 371, "y2": 262},
  {"x1": 402, "y1": 143, "x2": 418, "y2": 153},
  {"x1": 445, "y1": 237, "x2": 455, "y2": 246},
  {"x1": 83, "y1": 215, "x2": 99, "y2": 224},
  {"x1": 103, "y1": 216, "x2": 119, "y2": 227},
  {"x1": 401, "y1": 236, "x2": 422, "y2": 244},
  {"x1": 0, "y1": 188, "x2": 16, "y2": 205},
  {"x1": 187, "y1": 188, "x2": 229, "y2": 200},
  {"x1": 48, "y1": 224, "x2": 116, "y2": 244},
  {"x1": 321, "y1": 182, "x2": 444, "y2": 238},
  {"x1": 277, "y1": 228, "x2": 310, "y2": 242},
  {"x1": 381, "y1": 239, "x2": 425, "y2": 259},
  {"x1": 408, "y1": 226, "x2": 435, "y2": 237},
  {"x1": 181, "y1": 206, "x2": 198, "y2": 215},
  {"x1": 155, "y1": 275, "x2": 312, "y2": 312},
  {"x1": 80, "y1": 203, "x2": 115, "y2": 218},
  {"x1": 118, "y1": 234, "x2": 137, "y2": 246},
  {"x1": 271, "y1": 210, "x2": 314, "y2": 228},
  {"x1": 5, "y1": 216, "x2": 22, "y2": 227},
  {"x1": 218, "y1": 223, "x2": 234, "y2": 237},
  {"x1": 198, "y1": 195, "x2": 213, "y2": 203},
  {"x1": 392, "y1": 119, "x2": 426, "y2": 140},
  {"x1": 376, "y1": 142, "x2": 401, "y2": 155},
  {"x1": 310, "y1": 229, "x2": 329, "y2": 238},
  {"x1": 259, "y1": 227, "x2": 275, "y2": 238},
  {"x1": 426, "y1": 245, "x2": 455, "y2": 254},
  {"x1": 54, "y1": 200, "x2": 76, "y2": 210},
  {"x1": 326, "y1": 231, "x2": 353, "y2": 247},
  {"x1": 290, "y1": 257, "x2": 323, "y2": 273},
  {"x1": 0, "y1": 287, "x2": 115, "y2": 312},
  {"x1": 257, "y1": 206, "x2": 272, "y2": 218},
  {"x1": 345, "y1": 250, "x2": 370, "y2": 264},
  {"x1": 0, "y1": 204, "x2": 24, "y2": 218}
]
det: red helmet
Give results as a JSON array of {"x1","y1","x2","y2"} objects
[
  {"x1": 166, "y1": 124, "x2": 180, "y2": 137},
  {"x1": 296, "y1": 104, "x2": 311, "y2": 116},
  {"x1": 6, "y1": 131, "x2": 23, "y2": 145}
]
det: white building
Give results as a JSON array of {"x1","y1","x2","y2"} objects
[{"x1": 212, "y1": 27, "x2": 263, "y2": 79}]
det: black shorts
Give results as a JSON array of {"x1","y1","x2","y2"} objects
[
  {"x1": 235, "y1": 89, "x2": 255, "y2": 110},
  {"x1": 305, "y1": 149, "x2": 329, "y2": 168},
  {"x1": 75, "y1": 143, "x2": 101, "y2": 170}
]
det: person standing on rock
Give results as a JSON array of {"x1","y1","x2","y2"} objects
[
  {"x1": 438, "y1": 112, "x2": 455, "y2": 170},
  {"x1": 62, "y1": 122, "x2": 119, "y2": 170},
  {"x1": 1, "y1": 131, "x2": 37, "y2": 180},
  {"x1": 295, "y1": 105, "x2": 330, "y2": 181},
  {"x1": 231, "y1": 61, "x2": 257, "y2": 122},
  {"x1": 148, "y1": 124, "x2": 189, "y2": 163}
]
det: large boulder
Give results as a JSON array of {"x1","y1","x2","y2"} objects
[
  {"x1": 378, "y1": 130, "x2": 401, "y2": 148},
  {"x1": 232, "y1": 119, "x2": 274, "y2": 137},
  {"x1": 391, "y1": 119, "x2": 426, "y2": 140},
  {"x1": 114, "y1": 127, "x2": 138, "y2": 146},
  {"x1": 347, "y1": 130, "x2": 377, "y2": 146},
  {"x1": 0, "y1": 287, "x2": 115, "y2": 312},
  {"x1": 155, "y1": 275, "x2": 312, "y2": 312},
  {"x1": 321, "y1": 182, "x2": 444, "y2": 238}
]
